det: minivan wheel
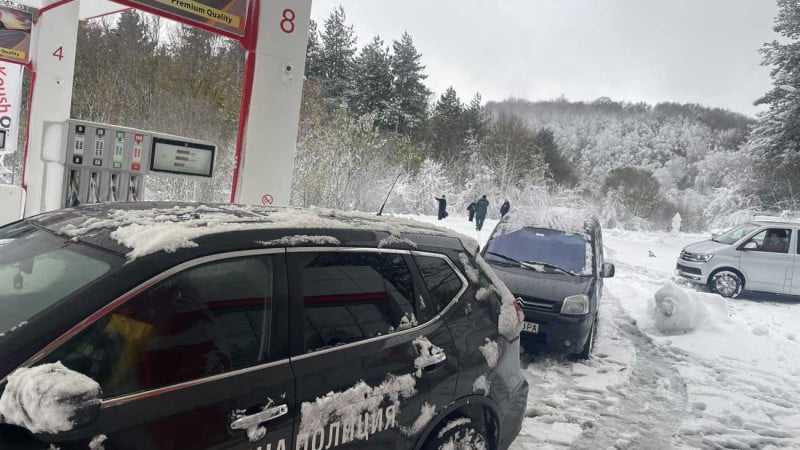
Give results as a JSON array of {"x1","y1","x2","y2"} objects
[
  {"x1": 423, "y1": 417, "x2": 489, "y2": 450},
  {"x1": 576, "y1": 320, "x2": 596, "y2": 360},
  {"x1": 709, "y1": 270, "x2": 743, "y2": 298}
]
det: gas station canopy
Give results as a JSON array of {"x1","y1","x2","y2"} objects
[{"x1": 17, "y1": 0, "x2": 129, "y2": 21}]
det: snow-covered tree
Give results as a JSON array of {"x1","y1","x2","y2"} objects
[
  {"x1": 319, "y1": 6, "x2": 357, "y2": 102},
  {"x1": 349, "y1": 36, "x2": 394, "y2": 128},
  {"x1": 747, "y1": 0, "x2": 800, "y2": 208},
  {"x1": 390, "y1": 32, "x2": 430, "y2": 135}
]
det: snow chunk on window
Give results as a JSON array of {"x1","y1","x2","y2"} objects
[
  {"x1": 479, "y1": 339, "x2": 499, "y2": 369},
  {"x1": 474, "y1": 254, "x2": 523, "y2": 340},
  {"x1": 397, "y1": 313, "x2": 418, "y2": 331},
  {"x1": 412, "y1": 336, "x2": 445, "y2": 377},
  {"x1": 0, "y1": 362, "x2": 101, "y2": 434},
  {"x1": 0, "y1": 321, "x2": 27, "y2": 338},
  {"x1": 473, "y1": 375, "x2": 490, "y2": 395},
  {"x1": 652, "y1": 282, "x2": 729, "y2": 335},
  {"x1": 298, "y1": 373, "x2": 416, "y2": 439},
  {"x1": 89, "y1": 434, "x2": 108, "y2": 450},
  {"x1": 475, "y1": 287, "x2": 492, "y2": 302},
  {"x1": 258, "y1": 235, "x2": 340, "y2": 247},
  {"x1": 402, "y1": 402, "x2": 437, "y2": 436},
  {"x1": 378, "y1": 234, "x2": 417, "y2": 249},
  {"x1": 458, "y1": 253, "x2": 479, "y2": 283}
]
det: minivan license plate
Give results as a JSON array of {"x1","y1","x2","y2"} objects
[{"x1": 522, "y1": 321, "x2": 539, "y2": 333}]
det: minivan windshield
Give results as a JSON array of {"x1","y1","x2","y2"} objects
[
  {"x1": 0, "y1": 222, "x2": 113, "y2": 336},
  {"x1": 712, "y1": 223, "x2": 760, "y2": 245},
  {"x1": 484, "y1": 226, "x2": 590, "y2": 275}
]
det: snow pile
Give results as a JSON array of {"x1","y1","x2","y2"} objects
[
  {"x1": 412, "y1": 336, "x2": 445, "y2": 377},
  {"x1": 0, "y1": 362, "x2": 101, "y2": 434},
  {"x1": 458, "y1": 253, "x2": 480, "y2": 283},
  {"x1": 378, "y1": 234, "x2": 417, "y2": 248},
  {"x1": 402, "y1": 402, "x2": 437, "y2": 436},
  {"x1": 297, "y1": 373, "x2": 416, "y2": 438},
  {"x1": 437, "y1": 418, "x2": 488, "y2": 450},
  {"x1": 651, "y1": 282, "x2": 728, "y2": 335},
  {"x1": 89, "y1": 434, "x2": 107, "y2": 450},
  {"x1": 472, "y1": 375, "x2": 490, "y2": 395},
  {"x1": 479, "y1": 339, "x2": 498, "y2": 369},
  {"x1": 258, "y1": 235, "x2": 340, "y2": 247},
  {"x1": 474, "y1": 254, "x2": 523, "y2": 340}
]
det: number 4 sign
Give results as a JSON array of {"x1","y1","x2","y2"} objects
[{"x1": 53, "y1": 46, "x2": 64, "y2": 61}]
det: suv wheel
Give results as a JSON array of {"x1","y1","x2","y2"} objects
[
  {"x1": 709, "y1": 270, "x2": 743, "y2": 298},
  {"x1": 576, "y1": 319, "x2": 597, "y2": 360},
  {"x1": 424, "y1": 417, "x2": 489, "y2": 450}
]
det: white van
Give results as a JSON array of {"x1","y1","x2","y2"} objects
[{"x1": 677, "y1": 220, "x2": 800, "y2": 298}]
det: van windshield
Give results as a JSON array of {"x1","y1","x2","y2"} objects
[
  {"x1": 0, "y1": 222, "x2": 114, "y2": 336},
  {"x1": 484, "y1": 227, "x2": 591, "y2": 275},
  {"x1": 712, "y1": 223, "x2": 760, "y2": 245}
]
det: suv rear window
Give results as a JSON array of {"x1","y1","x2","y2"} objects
[
  {"x1": 293, "y1": 252, "x2": 416, "y2": 352},
  {"x1": 414, "y1": 255, "x2": 463, "y2": 313}
]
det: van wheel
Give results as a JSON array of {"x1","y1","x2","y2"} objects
[
  {"x1": 709, "y1": 270, "x2": 743, "y2": 298},
  {"x1": 576, "y1": 320, "x2": 596, "y2": 360},
  {"x1": 423, "y1": 417, "x2": 489, "y2": 450}
]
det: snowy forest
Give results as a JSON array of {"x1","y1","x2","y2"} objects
[{"x1": 2, "y1": 1, "x2": 799, "y2": 231}]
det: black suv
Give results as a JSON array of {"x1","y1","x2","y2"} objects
[
  {"x1": 0, "y1": 203, "x2": 527, "y2": 450},
  {"x1": 482, "y1": 209, "x2": 615, "y2": 359}
]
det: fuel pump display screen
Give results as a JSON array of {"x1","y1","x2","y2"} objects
[{"x1": 150, "y1": 137, "x2": 215, "y2": 177}]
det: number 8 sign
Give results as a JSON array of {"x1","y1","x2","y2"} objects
[{"x1": 280, "y1": 8, "x2": 295, "y2": 34}]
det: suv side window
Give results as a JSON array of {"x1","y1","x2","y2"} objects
[
  {"x1": 294, "y1": 252, "x2": 415, "y2": 352},
  {"x1": 414, "y1": 255, "x2": 464, "y2": 313},
  {"x1": 42, "y1": 256, "x2": 275, "y2": 398},
  {"x1": 749, "y1": 228, "x2": 792, "y2": 253}
]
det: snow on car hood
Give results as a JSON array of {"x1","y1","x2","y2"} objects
[
  {"x1": 683, "y1": 239, "x2": 730, "y2": 254},
  {"x1": 489, "y1": 263, "x2": 592, "y2": 303}
]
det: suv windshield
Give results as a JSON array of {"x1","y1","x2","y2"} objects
[
  {"x1": 712, "y1": 223, "x2": 760, "y2": 245},
  {"x1": 0, "y1": 222, "x2": 113, "y2": 336},
  {"x1": 484, "y1": 226, "x2": 591, "y2": 275}
]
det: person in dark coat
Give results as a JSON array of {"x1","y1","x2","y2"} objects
[
  {"x1": 435, "y1": 195, "x2": 448, "y2": 220},
  {"x1": 500, "y1": 200, "x2": 510, "y2": 218},
  {"x1": 475, "y1": 195, "x2": 489, "y2": 231},
  {"x1": 467, "y1": 202, "x2": 476, "y2": 222}
]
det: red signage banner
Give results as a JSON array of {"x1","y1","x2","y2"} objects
[{"x1": 127, "y1": 0, "x2": 249, "y2": 36}]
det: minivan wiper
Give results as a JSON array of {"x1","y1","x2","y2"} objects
[
  {"x1": 486, "y1": 252, "x2": 573, "y2": 275},
  {"x1": 522, "y1": 260, "x2": 579, "y2": 277}
]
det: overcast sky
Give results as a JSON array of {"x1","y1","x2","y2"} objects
[{"x1": 310, "y1": 0, "x2": 779, "y2": 116}]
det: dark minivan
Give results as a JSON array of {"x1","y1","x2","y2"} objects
[
  {"x1": 482, "y1": 208, "x2": 615, "y2": 359},
  {"x1": 0, "y1": 203, "x2": 527, "y2": 450}
]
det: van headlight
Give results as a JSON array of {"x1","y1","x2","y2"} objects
[
  {"x1": 681, "y1": 251, "x2": 714, "y2": 262},
  {"x1": 561, "y1": 294, "x2": 590, "y2": 315}
]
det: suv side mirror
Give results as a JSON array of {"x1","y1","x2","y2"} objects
[
  {"x1": 742, "y1": 241, "x2": 758, "y2": 250},
  {"x1": 601, "y1": 263, "x2": 615, "y2": 278},
  {"x1": 0, "y1": 363, "x2": 101, "y2": 434}
]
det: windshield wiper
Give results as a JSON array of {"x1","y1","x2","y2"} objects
[{"x1": 522, "y1": 260, "x2": 580, "y2": 276}]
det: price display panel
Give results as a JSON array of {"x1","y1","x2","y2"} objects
[{"x1": 150, "y1": 137, "x2": 215, "y2": 178}]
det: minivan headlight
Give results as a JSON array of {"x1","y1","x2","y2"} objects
[
  {"x1": 561, "y1": 294, "x2": 590, "y2": 315},
  {"x1": 681, "y1": 251, "x2": 714, "y2": 263}
]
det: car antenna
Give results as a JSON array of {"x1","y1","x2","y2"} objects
[{"x1": 377, "y1": 172, "x2": 402, "y2": 216}]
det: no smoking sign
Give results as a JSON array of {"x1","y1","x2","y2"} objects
[{"x1": 261, "y1": 194, "x2": 274, "y2": 205}]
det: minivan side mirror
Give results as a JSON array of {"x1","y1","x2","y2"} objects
[
  {"x1": 742, "y1": 241, "x2": 758, "y2": 250},
  {"x1": 0, "y1": 363, "x2": 101, "y2": 435},
  {"x1": 601, "y1": 263, "x2": 615, "y2": 278}
]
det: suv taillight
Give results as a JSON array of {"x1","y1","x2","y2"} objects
[{"x1": 514, "y1": 298, "x2": 524, "y2": 324}]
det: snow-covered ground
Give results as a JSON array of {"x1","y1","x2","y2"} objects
[{"x1": 414, "y1": 214, "x2": 800, "y2": 449}]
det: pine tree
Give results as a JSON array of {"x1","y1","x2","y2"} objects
[
  {"x1": 464, "y1": 93, "x2": 490, "y2": 142},
  {"x1": 349, "y1": 36, "x2": 394, "y2": 128},
  {"x1": 305, "y1": 19, "x2": 324, "y2": 79},
  {"x1": 429, "y1": 87, "x2": 467, "y2": 161},
  {"x1": 391, "y1": 32, "x2": 430, "y2": 134},
  {"x1": 319, "y1": 6, "x2": 357, "y2": 102},
  {"x1": 535, "y1": 127, "x2": 578, "y2": 186},
  {"x1": 748, "y1": 0, "x2": 800, "y2": 207}
]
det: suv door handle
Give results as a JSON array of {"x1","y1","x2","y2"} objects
[
  {"x1": 231, "y1": 404, "x2": 289, "y2": 430},
  {"x1": 414, "y1": 352, "x2": 447, "y2": 370}
]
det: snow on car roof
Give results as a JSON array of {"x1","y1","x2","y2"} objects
[
  {"x1": 496, "y1": 206, "x2": 597, "y2": 238},
  {"x1": 39, "y1": 203, "x2": 477, "y2": 260}
]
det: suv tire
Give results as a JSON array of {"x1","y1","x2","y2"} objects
[
  {"x1": 709, "y1": 270, "x2": 743, "y2": 298},
  {"x1": 423, "y1": 417, "x2": 489, "y2": 450}
]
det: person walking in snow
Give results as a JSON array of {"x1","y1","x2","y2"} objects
[
  {"x1": 467, "y1": 202, "x2": 476, "y2": 222},
  {"x1": 435, "y1": 195, "x2": 448, "y2": 220},
  {"x1": 475, "y1": 195, "x2": 489, "y2": 231},
  {"x1": 500, "y1": 200, "x2": 510, "y2": 218}
]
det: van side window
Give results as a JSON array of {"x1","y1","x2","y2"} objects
[
  {"x1": 749, "y1": 228, "x2": 792, "y2": 253},
  {"x1": 414, "y1": 255, "x2": 464, "y2": 313},
  {"x1": 293, "y1": 252, "x2": 415, "y2": 352}
]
